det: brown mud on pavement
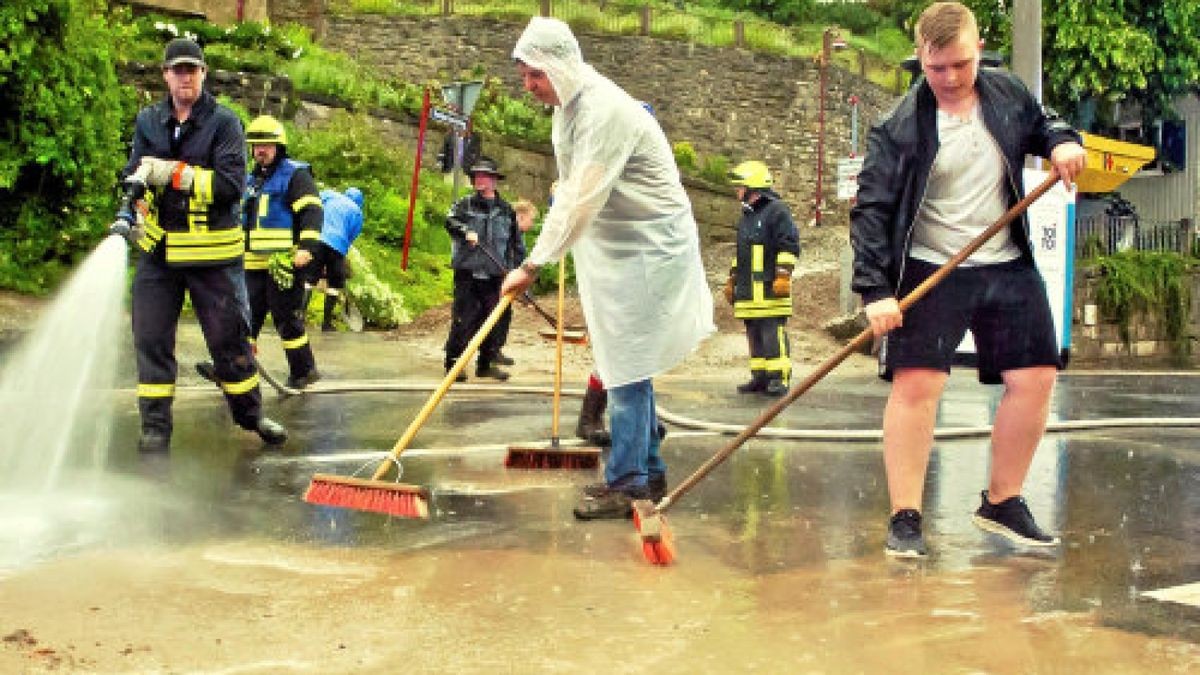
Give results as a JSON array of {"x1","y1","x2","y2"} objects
[{"x1": 2, "y1": 540, "x2": 1199, "y2": 674}]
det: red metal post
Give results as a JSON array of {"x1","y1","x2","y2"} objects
[
  {"x1": 402, "y1": 89, "x2": 432, "y2": 271},
  {"x1": 815, "y1": 30, "x2": 829, "y2": 227}
]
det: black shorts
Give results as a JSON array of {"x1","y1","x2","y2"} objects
[{"x1": 879, "y1": 258, "x2": 1062, "y2": 385}]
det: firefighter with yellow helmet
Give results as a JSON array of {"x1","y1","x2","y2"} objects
[
  {"x1": 197, "y1": 115, "x2": 323, "y2": 389},
  {"x1": 726, "y1": 160, "x2": 800, "y2": 397}
]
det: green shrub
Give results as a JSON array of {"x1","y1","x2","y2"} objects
[
  {"x1": 673, "y1": 141, "x2": 699, "y2": 172},
  {"x1": 1093, "y1": 251, "x2": 1192, "y2": 355},
  {"x1": 699, "y1": 154, "x2": 731, "y2": 184}
]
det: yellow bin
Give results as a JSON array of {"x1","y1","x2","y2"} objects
[{"x1": 1076, "y1": 132, "x2": 1156, "y2": 193}]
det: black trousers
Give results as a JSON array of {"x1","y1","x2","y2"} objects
[
  {"x1": 744, "y1": 316, "x2": 791, "y2": 386},
  {"x1": 246, "y1": 269, "x2": 316, "y2": 379},
  {"x1": 444, "y1": 270, "x2": 503, "y2": 370},
  {"x1": 132, "y1": 251, "x2": 261, "y2": 435}
]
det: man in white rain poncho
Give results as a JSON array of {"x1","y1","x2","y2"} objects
[{"x1": 501, "y1": 17, "x2": 715, "y2": 521}]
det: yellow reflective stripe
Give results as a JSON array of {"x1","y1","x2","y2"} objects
[
  {"x1": 281, "y1": 334, "x2": 309, "y2": 350},
  {"x1": 248, "y1": 229, "x2": 293, "y2": 252},
  {"x1": 137, "y1": 383, "x2": 175, "y2": 398},
  {"x1": 749, "y1": 357, "x2": 768, "y2": 369},
  {"x1": 298, "y1": 230, "x2": 321, "y2": 241},
  {"x1": 169, "y1": 230, "x2": 244, "y2": 246},
  {"x1": 733, "y1": 298, "x2": 792, "y2": 319},
  {"x1": 248, "y1": 337, "x2": 257, "y2": 346},
  {"x1": 192, "y1": 168, "x2": 214, "y2": 204},
  {"x1": 258, "y1": 195, "x2": 269, "y2": 219},
  {"x1": 220, "y1": 372, "x2": 259, "y2": 395},
  {"x1": 751, "y1": 245, "x2": 764, "y2": 303},
  {"x1": 292, "y1": 194, "x2": 321, "y2": 212},
  {"x1": 244, "y1": 252, "x2": 270, "y2": 269},
  {"x1": 776, "y1": 252, "x2": 798, "y2": 267}
]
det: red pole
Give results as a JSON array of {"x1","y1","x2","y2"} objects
[{"x1": 402, "y1": 89, "x2": 431, "y2": 270}]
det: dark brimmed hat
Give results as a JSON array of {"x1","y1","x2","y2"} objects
[
  {"x1": 468, "y1": 157, "x2": 505, "y2": 180},
  {"x1": 163, "y1": 38, "x2": 205, "y2": 68}
]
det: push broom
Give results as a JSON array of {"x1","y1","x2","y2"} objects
[
  {"x1": 303, "y1": 292, "x2": 516, "y2": 518},
  {"x1": 505, "y1": 257, "x2": 602, "y2": 469},
  {"x1": 633, "y1": 174, "x2": 1062, "y2": 565}
]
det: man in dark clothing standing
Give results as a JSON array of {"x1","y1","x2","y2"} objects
[
  {"x1": 114, "y1": 38, "x2": 286, "y2": 453},
  {"x1": 444, "y1": 157, "x2": 522, "y2": 382},
  {"x1": 726, "y1": 160, "x2": 800, "y2": 398}
]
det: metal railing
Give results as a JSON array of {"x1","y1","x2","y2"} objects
[{"x1": 1075, "y1": 215, "x2": 1197, "y2": 258}]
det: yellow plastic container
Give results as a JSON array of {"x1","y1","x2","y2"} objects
[{"x1": 1076, "y1": 132, "x2": 1156, "y2": 193}]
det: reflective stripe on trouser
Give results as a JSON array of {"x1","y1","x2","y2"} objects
[
  {"x1": 744, "y1": 317, "x2": 791, "y2": 386},
  {"x1": 444, "y1": 270, "x2": 503, "y2": 369},
  {"x1": 246, "y1": 270, "x2": 317, "y2": 380},
  {"x1": 132, "y1": 251, "x2": 262, "y2": 434},
  {"x1": 605, "y1": 378, "x2": 666, "y2": 489}
]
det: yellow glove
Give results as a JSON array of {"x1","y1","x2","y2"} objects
[
  {"x1": 723, "y1": 275, "x2": 734, "y2": 305},
  {"x1": 772, "y1": 267, "x2": 792, "y2": 297},
  {"x1": 268, "y1": 251, "x2": 295, "y2": 289}
]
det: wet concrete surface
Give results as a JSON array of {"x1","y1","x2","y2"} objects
[{"x1": 2, "y1": 326, "x2": 1200, "y2": 672}]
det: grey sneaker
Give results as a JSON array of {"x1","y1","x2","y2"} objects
[
  {"x1": 886, "y1": 509, "x2": 928, "y2": 558},
  {"x1": 972, "y1": 491, "x2": 1059, "y2": 547}
]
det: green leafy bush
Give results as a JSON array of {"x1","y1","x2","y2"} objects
[
  {"x1": 0, "y1": 0, "x2": 136, "y2": 293},
  {"x1": 673, "y1": 141, "x2": 698, "y2": 172},
  {"x1": 1093, "y1": 251, "x2": 1192, "y2": 354}
]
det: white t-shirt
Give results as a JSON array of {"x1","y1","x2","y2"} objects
[{"x1": 909, "y1": 105, "x2": 1020, "y2": 266}]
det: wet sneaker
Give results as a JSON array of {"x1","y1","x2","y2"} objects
[
  {"x1": 885, "y1": 509, "x2": 928, "y2": 558},
  {"x1": 573, "y1": 485, "x2": 648, "y2": 521},
  {"x1": 972, "y1": 491, "x2": 1059, "y2": 547}
]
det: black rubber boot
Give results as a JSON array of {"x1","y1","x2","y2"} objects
[
  {"x1": 195, "y1": 361, "x2": 218, "y2": 384},
  {"x1": 322, "y1": 294, "x2": 338, "y2": 332},
  {"x1": 737, "y1": 372, "x2": 767, "y2": 394},
  {"x1": 256, "y1": 417, "x2": 288, "y2": 445},
  {"x1": 575, "y1": 385, "x2": 611, "y2": 446},
  {"x1": 763, "y1": 377, "x2": 788, "y2": 397},
  {"x1": 138, "y1": 430, "x2": 170, "y2": 454}
]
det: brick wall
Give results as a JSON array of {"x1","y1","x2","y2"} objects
[{"x1": 1071, "y1": 270, "x2": 1200, "y2": 367}]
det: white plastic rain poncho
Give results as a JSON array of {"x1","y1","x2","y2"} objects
[{"x1": 514, "y1": 17, "x2": 715, "y2": 388}]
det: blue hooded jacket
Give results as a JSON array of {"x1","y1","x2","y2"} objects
[{"x1": 318, "y1": 189, "x2": 364, "y2": 255}]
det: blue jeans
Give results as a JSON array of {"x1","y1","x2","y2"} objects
[{"x1": 606, "y1": 378, "x2": 666, "y2": 489}]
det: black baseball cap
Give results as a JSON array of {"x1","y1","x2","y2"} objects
[{"x1": 163, "y1": 38, "x2": 205, "y2": 68}]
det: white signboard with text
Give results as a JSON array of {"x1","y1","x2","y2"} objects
[
  {"x1": 837, "y1": 156, "x2": 865, "y2": 201},
  {"x1": 956, "y1": 168, "x2": 1075, "y2": 359}
]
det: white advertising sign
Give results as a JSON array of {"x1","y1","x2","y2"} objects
[{"x1": 836, "y1": 156, "x2": 865, "y2": 201}]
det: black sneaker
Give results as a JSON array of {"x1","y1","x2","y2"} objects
[
  {"x1": 286, "y1": 370, "x2": 321, "y2": 390},
  {"x1": 137, "y1": 431, "x2": 170, "y2": 454},
  {"x1": 972, "y1": 491, "x2": 1059, "y2": 547},
  {"x1": 195, "y1": 361, "x2": 218, "y2": 383},
  {"x1": 494, "y1": 351, "x2": 515, "y2": 366},
  {"x1": 255, "y1": 417, "x2": 288, "y2": 445},
  {"x1": 475, "y1": 365, "x2": 510, "y2": 381},
  {"x1": 885, "y1": 509, "x2": 928, "y2": 558},
  {"x1": 573, "y1": 485, "x2": 648, "y2": 521}
]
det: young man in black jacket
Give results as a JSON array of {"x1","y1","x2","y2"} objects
[
  {"x1": 850, "y1": 2, "x2": 1085, "y2": 557},
  {"x1": 115, "y1": 38, "x2": 286, "y2": 454}
]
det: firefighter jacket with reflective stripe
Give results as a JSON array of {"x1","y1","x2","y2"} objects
[
  {"x1": 122, "y1": 91, "x2": 247, "y2": 266},
  {"x1": 446, "y1": 192, "x2": 521, "y2": 278},
  {"x1": 730, "y1": 191, "x2": 800, "y2": 319},
  {"x1": 243, "y1": 158, "x2": 323, "y2": 270}
]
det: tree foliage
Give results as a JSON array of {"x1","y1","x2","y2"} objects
[
  {"x1": 1046, "y1": 0, "x2": 1200, "y2": 129},
  {"x1": 0, "y1": 0, "x2": 134, "y2": 292}
]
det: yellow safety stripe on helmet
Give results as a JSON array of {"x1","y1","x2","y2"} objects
[
  {"x1": 777, "y1": 252, "x2": 798, "y2": 267},
  {"x1": 191, "y1": 168, "x2": 214, "y2": 205},
  {"x1": 244, "y1": 252, "x2": 270, "y2": 270},
  {"x1": 291, "y1": 195, "x2": 321, "y2": 213},
  {"x1": 248, "y1": 229, "x2": 293, "y2": 252},
  {"x1": 298, "y1": 230, "x2": 321, "y2": 242},
  {"x1": 137, "y1": 383, "x2": 175, "y2": 398},
  {"x1": 281, "y1": 334, "x2": 310, "y2": 350},
  {"x1": 751, "y1": 245, "x2": 764, "y2": 303},
  {"x1": 220, "y1": 372, "x2": 259, "y2": 395}
]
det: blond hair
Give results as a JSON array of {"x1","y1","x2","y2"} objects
[
  {"x1": 513, "y1": 198, "x2": 538, "y2": 219},
  {"x1": 915, "y1": 2, "x2": 978, "y2": 50}
]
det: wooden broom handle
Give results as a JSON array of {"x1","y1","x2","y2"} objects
[
  {"x1": 372, "y1": 292, "x2": 516, "y2": 480},
  {"x1": 551, "y1": 257, "x2": 566, "y2": 440},
  {"x1": 658, "y1": 173, "x2": 1060, "y2": 511}
]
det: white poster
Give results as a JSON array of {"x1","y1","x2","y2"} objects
[{"x1": 957, "y1": 169, "x2": 1075, "y2": 357}]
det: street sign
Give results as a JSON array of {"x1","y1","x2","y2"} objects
[
  {"x1": 836, "y1": 156, "x2": 864, "y2": 200},
  {"x1": 429, "y1": 107, "x2": 468, "y2": 130}
]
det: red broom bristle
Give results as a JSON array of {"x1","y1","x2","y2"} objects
[{"x1": 304, "y1": 475, "x2": 430, "y2": 519}]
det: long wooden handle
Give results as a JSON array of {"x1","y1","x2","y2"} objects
[
  {"x1": 474, "y1": 242, "x2": 562, "y2": 332},
  {"x1": 372, "y1": 292, "x2": 516, "y2": 480},
  {"x1": 657, "y1": 174, "x2": 1060, "y2": 512},
  {"x1": 551, "y1": 258, "x2": 566, "y2": 441}
]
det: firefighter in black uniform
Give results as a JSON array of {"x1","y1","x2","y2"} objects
[
  {"x1": 725, "y1": 160, "x2": 800, "y2": 397},
  {"x1": 113, "y1": 38, "x2": 286, "y2": 453},
  {"x1": 443, "y1": 157, "x2": 521, "y2": 382},
  {"x1": 238, "y1": 115, "x2": 322, "y2": 388}
]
